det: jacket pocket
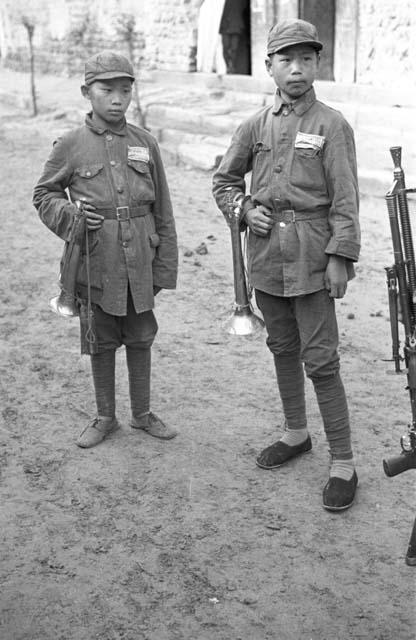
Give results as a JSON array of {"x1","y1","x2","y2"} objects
[
  {"x1": 76, "y1": 230, "x2": 102, "y2": 291},
  {"x1": 127, "y1": 159, "x2": 156, "y2": 201},
  {"x1": 299, "y1": 218, "x2": 331, "y2": 276},
  {"x1": 149, "y1": 232, "x2": 160, "y2": 248},
  {"x1": 253, "y1": 142, "x2": 271, "y2": 165},
  {"x1": 252, "y1": 142, "x2": 271, "y2": 193},
  {"x1": 75, "y1": 164, "x2": 105, "y2": 179},
  {"x1": 294, "y1": 147, "x2": 321, "y2": 158},
  {"x1": 82, "y1": 230, "x2": 100, "y2": 255},
  {"x1": 73, "y1": 163, "x2": 111, "y2": 202},
  {"x1": 291, "y1": 148, "x2": 325, "y2": 191},
  {"x1": 143, "y1": 216, "x2": 158, "y2": 260}
]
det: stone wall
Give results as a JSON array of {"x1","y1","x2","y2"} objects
[
  {"x1": 356, "y1": 0, "x2": 415, "y2": 89},
  {"x1": 141, "y1": 0, "x2": 202, "y2": 72},
  {"x1": 0, "y1": 0, "x2": 201, "y2": 77},
  {"x1": 0, "y1": 0, "x2": 415, "y2": 90}
]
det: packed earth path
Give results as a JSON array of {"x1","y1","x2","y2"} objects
[{"x1": 0, "y1": 79, "x2": 415, "y2": 640}]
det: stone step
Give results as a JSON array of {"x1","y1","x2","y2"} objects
[
  {"x1": 155, "y1": 124, "x2": 393, "y2": 195},
  {"x1": 156, "y1": 128, "x2": 230, "y2": 171},
  {"x1": 146, "y1": 102, "x2": 255, "y2": 137},
  {"x1": 145, "y1": 91, "x2": 416, "y2": 194},
  {"x1": 142, "y1": 70, "x2": 415, "y2": 109}
]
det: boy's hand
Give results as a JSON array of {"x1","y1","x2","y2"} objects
[
  {"x1": 79, "y1": 201, "x2": 104, "y2": 230},
  {"x1": 325, "y1": 255, "x2": 348, "y2": 298},
  {"x1": 245, "y1": 205, "x2": 274, "y2": 236}
]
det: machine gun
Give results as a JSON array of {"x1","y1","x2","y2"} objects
[{"x1": 384, "y1": 146, "x2": 416, "y2": 566}]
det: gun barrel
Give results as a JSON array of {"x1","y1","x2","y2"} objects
[{"x1": 383, "y1": 451, "x2": 416, "y2": 477}]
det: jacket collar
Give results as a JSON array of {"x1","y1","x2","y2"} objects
[
  {"x1": 272, "y1": 86, "x2": 316, "y2": 116},
  {"x1": 85, "y1": 111, "x2": 127, "y2": 136}
]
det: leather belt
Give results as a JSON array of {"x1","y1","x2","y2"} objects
[
  {"x1": 96, "y1": 204, "x2": 152, "y2": 220},
  {"x1": 270, "y1": 206, "x2": 329, "y2": 223}
]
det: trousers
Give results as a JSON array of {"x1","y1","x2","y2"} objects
[
  {"x1": 255, "y1": 288, "x2": 352, "y2": 460},
  {"x1": 255, "y1": 288, "x2": 340, "y2": 378},
  {"x1": 80, "y1": 288, "x2": 158, "y2": 354}
]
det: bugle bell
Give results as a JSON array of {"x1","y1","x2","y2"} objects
[
  {"x1": 49, "y1": 289, "x2": 79, "y2": 317},
  {"x1": 48, "y1": 199, "x2": 85, "y2": 318},
  {"x1": 225, "y1": 191, "x2": 264, "y2": 335}
]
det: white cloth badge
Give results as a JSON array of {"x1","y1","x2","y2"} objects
[
  {"x1": 295, "y1": 132, "x2": 325, "y2": 150},
  {"x1": 128, "y1": 146, "x2": 150, "y2": 162}
]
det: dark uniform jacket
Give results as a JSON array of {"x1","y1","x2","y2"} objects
[
  {"x1": 212, "y1": 87, "x2": 360, "y2": 297},
  {"x1": 33, "y1": 113, "x2": 178, "y2": 316}
]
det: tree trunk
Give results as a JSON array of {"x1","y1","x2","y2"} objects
[
  {"x1": 24, "y1": 21, "x2": 37, "y2": 116},
  {"x1": 126, "y1": 38, "x2": 146, "y2": 129}
]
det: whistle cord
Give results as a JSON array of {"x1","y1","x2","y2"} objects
[
  {"x1": 242, "y1": 229, "x2": 253, "y2": 303},
  {"x1": 84, "y1": 223, "x2": 96, "y2": 347}
]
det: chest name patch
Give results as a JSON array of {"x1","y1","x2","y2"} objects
[
  {"x1": 295, "y1": 132, "x2": 325, "y2": 150},
  {"x1": 128, "y1": 146, "x2": 150, "y2": 162}
]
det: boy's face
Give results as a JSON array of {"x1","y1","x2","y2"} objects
[
  {"x1": 81, "y1": 77, "x2": 133, "y2": 126},
  {"x1": 265, "y1": 44, "x2": 319, "y2": 102}
]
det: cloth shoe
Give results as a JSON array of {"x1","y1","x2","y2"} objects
[
  {"x1": 76, "y1": 417, "x2": 119, "y2": 448},
  {"x1": 130, "y1": 411, "x2": 177, "y2": 440},
  {"x1": 322, "y1": 470, "x2": 358, "y2": 511},
  {"x1": 256, "y1": 435, "x2": 312, "y2": 469}
]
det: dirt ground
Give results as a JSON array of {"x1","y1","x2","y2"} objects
[{"x1": 0, "y1": 76, "x2": 415, "y2": 640}]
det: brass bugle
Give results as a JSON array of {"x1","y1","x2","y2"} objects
[
  {"x1": 49, "y1": 199, "x2": 85, "y2": 318},
  {"x1": 49, "y1": 288, "x2": 79, "y2": 317},
  {"x1": 225, "y1": 192, "x2": 264, "y2": 335}
]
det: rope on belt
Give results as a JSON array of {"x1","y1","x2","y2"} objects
[{"x1": 84, "y1": 222, "x2": 96, "y2": 351}]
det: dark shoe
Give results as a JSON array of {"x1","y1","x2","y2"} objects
[
  {"x1": 323, "y1": 470, "x2": 358, "y2": 511},
  {"x1": 256, "y1": 435, "x2": 312, "y2": 469},
  {"x1": 130, "y1": 411, "x2": 177, "y2": 440},
  {"x1": 76, "y1": 417, "x2": 119, "y2": 448}
]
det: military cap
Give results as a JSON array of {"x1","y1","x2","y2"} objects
[
  {"x1": 84, "y1": 50, "x2": 135, "y2": 85},
  {"x1": 267, "y1": 19, "x2": 323, "y2": 55}
]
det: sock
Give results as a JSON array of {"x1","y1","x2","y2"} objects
[
  {"x1": 330, "y1": 458, "x2": 355, "y2": 481},
  {"x1": 126, "y1": 346, "x2": 151, "y2": 418},
  {"x1": 280, "y1": 427, "x2": 309, "y2": 447},
  {"x1": 90, "y1": 349, "x2": 116, "y2": 418},
  {"x1": 312, "y1": 372, "x2": 354, "y2": 475},
  {"x1": 274, "y1": 353, "x2": 308, "y2": 434}
]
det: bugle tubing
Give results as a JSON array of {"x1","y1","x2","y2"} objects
[{"x1": 225, "y1": 191, "x2": 264, "y2": 335}]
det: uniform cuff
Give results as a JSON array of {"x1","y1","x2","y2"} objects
[{"x1": 325, "y1": 238, "x2": 360, "y2": 262}]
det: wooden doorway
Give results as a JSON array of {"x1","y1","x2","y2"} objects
[
  {"x1": 299, "y1": 0, "x2": 335, "y2": 80},
  {"x1": 219, "y1": 0, "x2": 251, "y2": 74}
]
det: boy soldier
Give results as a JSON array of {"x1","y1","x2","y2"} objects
[
  {"x1": 212, "y1": 20, "x2": 360, "y2": 510},
  {"x1": 33, "y1": 51, "x2": 178, "y2": 448}
]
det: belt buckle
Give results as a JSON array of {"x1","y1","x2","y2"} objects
[
  {"x1": 116, "y1": 206, "x2": 130, "y2": 221},
  {"x1": 282, "y1": 208, "x2": 296, "y2": 223}
]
